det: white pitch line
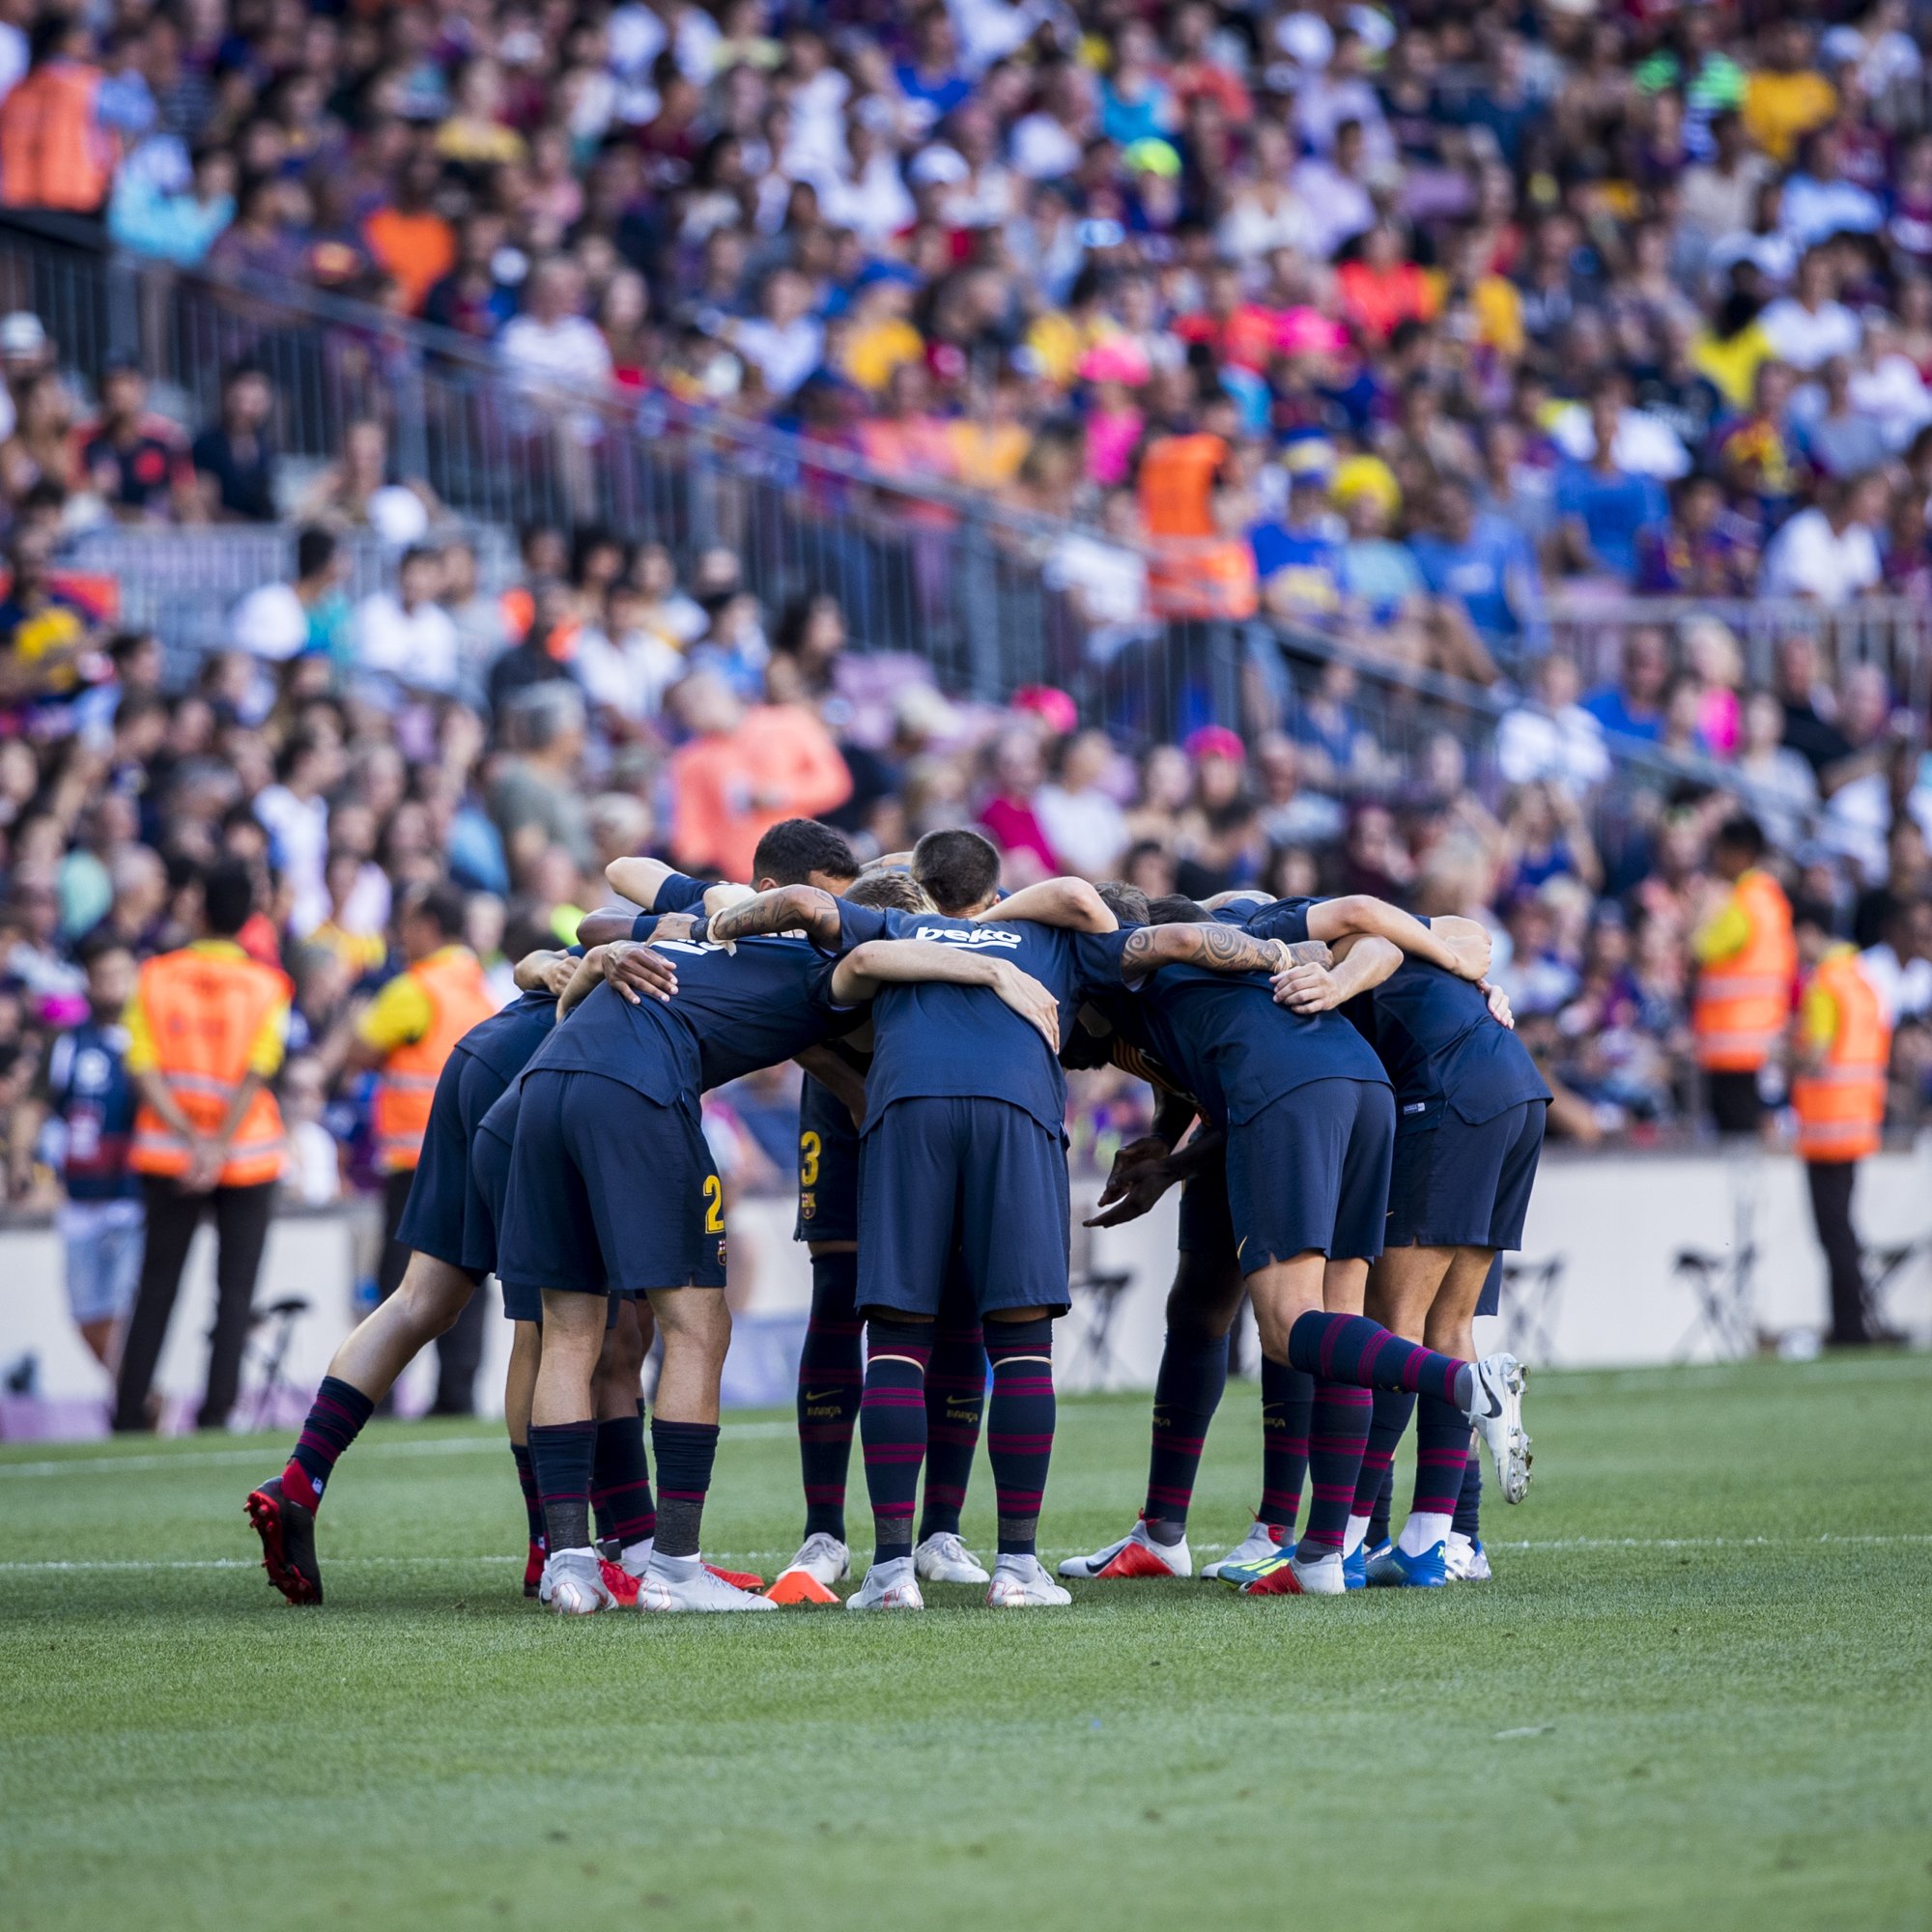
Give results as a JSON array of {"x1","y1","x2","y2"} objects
[{"x1": 0, "y1": 1420, "x2": 796, "y2": 1480}]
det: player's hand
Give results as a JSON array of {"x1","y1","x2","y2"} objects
[
  {"x1": 1274, "y1": 938, "x2": 1332, "y2": 972},
  {"x1": 1084, "y1": 1154, "x2": 1176, "y2": 1228},
  {"x1": 538, "y1": 954, "x2": 579, "y2": 996},
  {"x1": 1272, "y1": 961, "x2": 1345, "y2": 1012},
  {"x1": 1483, "y1": 980, "x2": 1516, "y2": 1030},
  {"x1": 652, "y1": 912, "x2": 697, "y2": 944},
  {"x1": 599, "y1": 940, "x2": 678, "y2": 1006},
  {"x1": 702, "y1": 882, "x2": 755, "y2": 919},
  {"x1": 990, "y1": 963, "x2": 1060, "y2": 1053}
]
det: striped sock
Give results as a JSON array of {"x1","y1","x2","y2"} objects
[
  {"x1": 590, "y1": 1409, "x2": 656, "y2": 1550},
  {"x1": 281, "y1": 1376, "x2": 376, "y2": 1511},
  {"x1": 798, "y1": 1252, "x2": 864, "y2": 1541},
  {"x1": 861, "y1": 1320, "x2": 932, "y2": 1563},
  {"x1": 1403, "y1": 1396, "x2": 1471, "y2": 1554},
  {"x1": 1142, "y1": 1328, "x2": 1229, "y2": 1532},
  {"x1": 528, "y1": 1418, "x2": 597, "y2": 1554},
  {"x1": 1296, "y1": 1379, "x2": 1372, "y2": 1557},
  {"x1": 919, "y1": 1313, "x2": 984, "y2": 1543},
  {"x1": 510, "y1": 1443, "x2": 545, "y2": 1548},
  {"x1": 1259, "y1": 1354, "x2": 1312, "y2": 1533},
  {"x1": 1453, "y1": 1443, "x2": 1483, "y2": 1543},
  {"x1": 1368, "y1": 1460, "x2": 1395, "y2": 1550},
  {"x1": 986, "y1": 1317, "x2": 1055, "y2": 1557},
  {"x1": 1352, "y1": 1387, "x2": 1416, "y2": 1519},
  {"x1": 649, "y1": 1418, "x2": 719, "y2": 1559},
  {"x1": 1288, "y1": 1310, "x2": 1467, "y2": 1405}
]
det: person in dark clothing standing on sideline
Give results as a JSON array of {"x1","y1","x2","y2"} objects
[{"x1": 114, "y1": 861, "x2": 290, "y2": 1432}]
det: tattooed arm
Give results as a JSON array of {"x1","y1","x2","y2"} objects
[
  {"x1": 701, "y1": 884, "x2": 844, "y2": 949},
  {"x1": 1118, "y1": 921, "x2": 1331, "y2": 982}
]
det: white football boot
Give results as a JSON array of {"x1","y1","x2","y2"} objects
[
  {"x1": 777, "y1": 1531, "x2": 851, "y2": 1589},
  {"x1": 1057, "y1": 1518, "x2": 1191, "y2": 1580},
  {"x1": 913, "y1": 1531, "x2": 989, "y2": 1583},
  {"x1": 637, "y1": 1556, "x2": 779, "y2": 1611},
  {"x1": 845, "y1": 1556, "x2": 924, "y2": 1610},
  {"x1": 1465, "y1": 1353, "x2": 1531, "y2": 1503},
  {"x1": 1202, "y1": 1519, "x2": 1291, "y2": 1581},
  {"x1": 542, "y1": 1548, "x2": 616, "y2": 1615},
  {"x1": 986, "y1": 1553, "x2": 1073, "y2": 1607}
]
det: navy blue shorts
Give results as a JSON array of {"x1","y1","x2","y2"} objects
[
  {"x1": 394, "y1": 1048, "x2": 507, "y2": 1280},
  {"x1": 858, "y1": 1096, "x2": 1070, "y2": 1318},
  {"x1": 1175, "y1": 1143, "x2": 1237, "y2": 1271},
  {"x1": 1385, "y1": 1097, "x2": 1548, "y2": 1252},
  {"x1": 497, "y1": 1068, "x2": 726, "y2": 1301},
  {"x1": 795, "y1": 1075, "x2": 860, "y2": 1245},
  {"x1": 1226, "y1": 1079, "x2": 1395, "y2": 1269}
]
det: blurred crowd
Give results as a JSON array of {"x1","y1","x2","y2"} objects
[{"x1": 7, "y1": 0, "x2": 1932, "y2": 673}]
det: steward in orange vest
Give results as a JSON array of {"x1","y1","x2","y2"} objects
[
  {"x1": 1690, "y1": 814, "x2": 1795, "y2": 1134},
  {"x1": 1137, "y1": 408, "x2": 1261, "y2": 622},
  {"x1": 1790, "y1": 899, "x2": 1891, "y2": 1348},
  {"x1": 342, "y1": 882, "x2": 497, "y2": 1414},
  {"x1": 0, "y1": 21, "x2": 115, "y2": 214},
  {"x1": 114, "y1": 860, "x2": 291, "y2": 1434}
]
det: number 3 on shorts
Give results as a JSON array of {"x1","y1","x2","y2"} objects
[
  {"x1": 702, "y1": 1173, "x2": 724, "y2": 1233},
  {"x1": 799, "y1": 1130, "x2": 821, "y2": 1187}
]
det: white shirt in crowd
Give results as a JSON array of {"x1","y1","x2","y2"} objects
[
  {"x1": 1759, "y1": 507, "x2": 1882, "y2": 605},
  {"x1": 229, "y1": 581, "x2": 309, "y2": 660},
  {"x1": 576, "y1": 626, "x2": 686, "y2": 724},
  {"x1": 253, "y1": 782, "x2": 330, "y2": 934},
  {"x1": 1034, "y1": 783, "x2": 1129, "y2": 878},
  {"x1": 1496, "y1": 698, "x2": 1612, "y2": 797},
  {"x1": 1756, "y1": 295, "x2": 1862, "y2": 371},
  {"x1": 728, "y1": 315, "x2": 824, "y2": 398},
  {"x1": 499, "y1": 314, "x2": 614, "y2": 397},
  {"x1": 354, "y1": 591, "x2": 461, "y2": 694},
  {"x1": 1859, "y1": 940, "x2": 1932, "y2": 1027},
  {"x1": 813, "y1": 154, "x2": 915, "y2": 242}
]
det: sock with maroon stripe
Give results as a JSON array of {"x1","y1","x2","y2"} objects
[
  {"x1": 510, "y1": 1443, "x2": 545, "y2": 1548},
  {"x1": 280, "y1": 1376, "x2": 376, "y2": 1512},
  {"x1": 1295, "y1": 1379, "x2": 1372, "y2": 1558},
  {"x1": 528, "y1": 1418, "x2": 597, "y2": 1554},
  {"x1": 860, "y1": 1319, "x2": 932, "y2": 1563},
  {"x1": 1288, "y1": 1310, "x2": 1470, "y2": 1406},
  {"x1": 1351, "y1": 1387, "x2": 1416, "y2": 1527},
  {"x1": 1453, "y1": 1444, "x2": 1483, "y2": 1543},
  {"x1": 1400, "y1": 1395, "x2": 1471, "y2": 1555},
  {"x1": 986, "y1": 1317, "x2": 1056, "y2": 1557},
  {"x1": 1142, "y1": 1327, "x2": 1228, "y2": 1539},
  {"x1": 918, "y1": 1312, "x2": 984, "y2": 1542},
  {"x1": 590, "y1": 1409, "x2": 656, "y2": 1551},
  {"x1": 1258, "y1": 1354, "x2": 1312, "y2": 1536},
  {"x1": 798, "y1": 1251, "x2": 864, "y2": 1541},
  {"x1": 1367, "y1": 1462, "x2": 1395, "y2": 1551},
  {"x1": 649, "y1": 1418, "x2": 719, "y2": 1558}
]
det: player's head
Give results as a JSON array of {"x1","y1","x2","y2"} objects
[
  {"x1": 198, "y1": 858, "x2": 257, "y2": 939},
  {"x1": 845, "y1": 869, "x2": 933, "y2": 914},
  {"x1": 397, "y1": 880, "x2": 469, "y2": 962},
  {"x1": 753, "y1": 818, "x2": 859, "y2": 894},
  {"x1": 1095, "y1": 880, "x2": 1150, "y2": 925},
  {"x1": 78, "y1": 930, "x2": 136, "y2": 1018},
  {"x1": 912, "y1": 827, "x2": 1001, "y2": 915},
  {"x1": 1144, "y1": 893, "x2": 1210, "y2": 924},
  {"x1": 1711, "y1": 812, "x2": 1766, "y2": 881},
  {"x1": 1790, "y1": 894, "x2": 1837, "y2": 966}
]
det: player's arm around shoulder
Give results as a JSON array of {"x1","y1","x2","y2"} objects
[
  {"x1": 978, "y1": 877, "x2": 1118, "y2": 932},
  {"x1": 1271, "y1": 932, "x2": 1402, "y2": 1014},
  {"x1": 705, "y1": 883, "x2": 844, "y2": 949},
  {"x1": 1118, "y1": 918, "x2": 1320, "y2": 982},
  {"x1": 832, "y1": 939, "x2": 1061, "y2": 1051},
  {"x1": 1305, "y1": 894, "x2": 1489, "y2": 980}
]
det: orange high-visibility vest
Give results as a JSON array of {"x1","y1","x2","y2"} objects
[
  {"x1": 0, "y1": 62, "x2": 114, "y2": 213},
  {"x1": 371, "y1": 950, "x2": 496, "y2": 1174},
  {"x1": 130, "y1": 950, "x2": 289, "y2": 1186},
  {"x1": 1139, "y1": 433, "x2": 1224, "y2": 540},
  {"x1": 1792, "y1": 949, "x2": 1889, "y2": 1163},
  {"x1": 1693, "y1": 869, "x2": 1796, "y2": 1071}
]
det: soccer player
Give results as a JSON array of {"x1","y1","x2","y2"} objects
[
  {"x1": 501, "y1": 878, "x2": 1062, "y2": 1614},
  {"x1": 242, "y1": 938, "x2": 676, "y2": 1605},
  {"x1": 702, "y1": 833, "x2": 1307, "y2": 1610},
  {"x1": 1050, "y1": 892, "x2": 1529, "y2": 1598},
  {"x1": 589, "y1": 828, "x2": 993, "y2": 1597},
  {"x1": 1228, "y1": 892, "x2": 1548, "y2": 1589}
]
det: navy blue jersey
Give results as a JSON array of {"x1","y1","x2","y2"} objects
[
  {"x1": 450, "y1": 945, "x2": 584, "y2": 1086},
  {"x1": 1089, "y1": 920, "x2": 1386, "y2": 1127},
  {"x1": 837, "y1": 902, "x2": 1133, "y2": 1135},
  {"x1": 529, "y1": 920, "x2": 862, "y2": 1103},
  {"x1": 632, "y1": 872, "x2": 712, "y2": 922},
  {"x1": 1242, "y1": 897, "x2": 1549, "y2": 1122},
  {"x1": 38, "y1": 1020, "x2": 139, "y2": 1200}
]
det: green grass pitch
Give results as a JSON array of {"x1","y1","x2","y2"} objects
[{"x1": 3, "y1": 1354, "x2": 1930, "y2": 1932}]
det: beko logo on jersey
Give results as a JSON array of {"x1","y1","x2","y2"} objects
[{"x1": 910, "y1": 924, "x2": 1023, "y2": 950}]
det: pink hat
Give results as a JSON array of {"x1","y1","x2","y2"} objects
[
  {"x1": 1012, "y1": 685, "x2": 1080, "y2": 735},
  {"x1": 1184, "y1": 724, "x2": 1246, "y2": 763}
]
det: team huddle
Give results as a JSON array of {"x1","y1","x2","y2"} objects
[{"x1": 243, "y1": 818, "x2": 1543, "y2": 1614}]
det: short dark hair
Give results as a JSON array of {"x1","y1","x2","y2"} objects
[
  {"x1": 296, "y1": 526, "x2": 336, "y2": 580},
  {"x1": 1714, "y1": 813, "x2": 1767, "y2": 862},
  {"x1": 1095, "y1": 880, "x2": 1150, "y2": 924},
  {"x1": 402, "y1": 880, "x2": 468, "y2": 940},
  {"x1": 1145, "y1": 894, "x2": 1209, "y2": 924},
  {"x1": 912, "y1": 827, "x2": 1001, "y2": 913},
  {"x1": 201, "y1": 859, "x2": 256, "y2": 937},
  {"x1": 752, "y1": 818, "x2": 859, "y2": 889},
  {"x1": 1790, "y1": 895, "x2": 1837, "y2": 936},
  {"x1": 844, "y1": 870, "x2": 930, "y2": 914},
  {"x1": 78, "y1": 930, "x2": 133, "y2": 970}
]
